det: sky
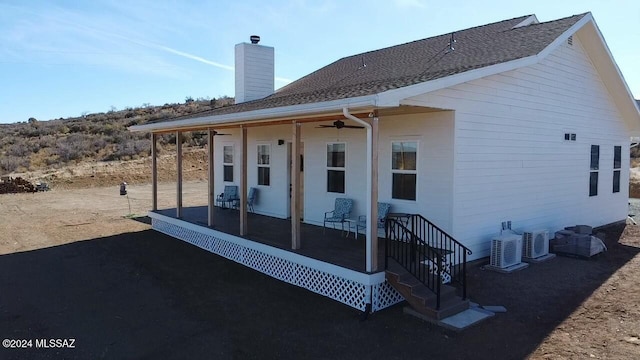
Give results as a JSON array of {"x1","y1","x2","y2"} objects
[{"x1": 0, "y1": 0, "x2": 639, "y2": 124}]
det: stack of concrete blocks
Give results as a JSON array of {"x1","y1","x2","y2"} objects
[{"x1": 551, "y1": 225, "x2": 606, "y2": 258}]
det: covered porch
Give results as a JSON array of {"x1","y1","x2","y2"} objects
[
  {"x1": 149, "y1": 206, "x2": 405, "y2": 312},
  {"x1": 135, "y1": 105, "x2": 452, "y2": 312}
]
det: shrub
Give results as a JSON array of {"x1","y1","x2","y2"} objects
[
  {"x1": 0, "y1": 156, "x2": 29, "y2": 173},
  {"x1": 6, "y1": 141, "x2": 31, "y2": 157}
]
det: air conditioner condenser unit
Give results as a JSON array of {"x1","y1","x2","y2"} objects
[
  {"x1": 523, "y1": 230, "x2": 549, "y2": 259},
  {"x1": 490, "y1": 233, "x2": 523, "y2": 269}
]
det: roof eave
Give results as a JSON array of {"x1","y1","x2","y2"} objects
[{"x1": 129, "y1": 94, "x2": 384, "y2": 132}]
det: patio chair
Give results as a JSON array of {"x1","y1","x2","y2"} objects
[
  {"x1": 216, "y1": 185, "x2": 239, "y2": 209},
  {"x1": 323, "y1": 198, "x2": 353, "y2": 234},
  {"x1": 355, "y1": 202, "x2": 392, "y2": 238},
  {"x1": 247, "y1": 187, "x2": 257, "y2": 213}
]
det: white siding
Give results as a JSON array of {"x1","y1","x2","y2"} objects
[
  {"x1": 214, "y1": 125, "x2": 290, "y2": 219},
  {"x1": 235, "y1": 42, "x2": 275, "y2": 103},
  {"x1": 304, "y1": 112, "x2": 455, "y2": 231},
  {"x1": 406, "y1": 36, "x2": 630, "y2": 259},
  {"x1": 302, "y1": 125, "x2": 367, "y2": 225},
  {"x1": 213, "y1": 112, "x2": 455, "y2": 231},
  {"x1": 378, "y1": 112, "x2": 455, "y2": 231}
]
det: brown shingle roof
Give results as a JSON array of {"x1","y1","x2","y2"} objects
[{"x1": 154, "y1": 13, "x2": 586, "y2": 123}]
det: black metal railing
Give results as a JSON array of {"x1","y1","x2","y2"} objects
[{"x1": 385, "y1": 214, "x2": 472, "y2": 309}]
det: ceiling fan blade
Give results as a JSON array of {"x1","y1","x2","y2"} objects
[
  {"x1": 343, "y1": 125, "x2": 365, "y2": 129},
  {"x1": 316, "y1": 125, "x2": 336, "y2": 128}
]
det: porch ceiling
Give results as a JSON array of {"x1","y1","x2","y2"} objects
[{"x1": 148, "y1": 105, "x2": 444, "y2": 134}]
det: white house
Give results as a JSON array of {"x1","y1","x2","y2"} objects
[{"x1": 130, "y1": 13, "x2": 640, "y2": 319}]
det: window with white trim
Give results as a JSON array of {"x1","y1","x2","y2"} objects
[
  {"x1": 326, "y1": 143, "x2": 345, "y2": 193},
  {"x1": 257, "y1": 144, "x2": 270, "y2": 186},
  {"x1": 613, "y1": 145, "x2": 621, "y2": 193},
  {"x1": 392, "y1": 141, "x2": 417, "y2": 200},
  {"x1": 223, "y1": 145, "x2": 234, "y2": 182},
  {"x1": 589, "y1": 145, "x2": 599, "y2": 196}
]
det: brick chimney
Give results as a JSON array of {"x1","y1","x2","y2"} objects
[{"x1": 235, "y1": 35, "x2": 274, "y2": 103}]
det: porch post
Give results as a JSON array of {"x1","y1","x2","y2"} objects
[
  {"x1": 291, "y1": 121, "x2": 301, "y2": 249},
  {"x1": 151, "y1": 132, "x2": 158, "y2": 211},
  {"x1": 176, "y1": 131, "x2": 183, "y2": 218},
  {"x1": 207, "y1": 129, "x2": 215, "y2": 227},
  {"x1": 370, "y1": 115, "x2": 380, "y2": 271},
  {"x1": 240, "y1": 126, "x2": 248, "y2": 236},
  {"x1": 364, "y1": 120, "x2": 374, "y2": 272}
]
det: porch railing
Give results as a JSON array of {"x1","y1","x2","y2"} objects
[{"x1": 384, "y1": 214, "x2": 472, "y2": 309}]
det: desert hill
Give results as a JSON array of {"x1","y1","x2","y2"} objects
[{"x1": 0, "y1": 97, "x2": 233, "y2": 188}]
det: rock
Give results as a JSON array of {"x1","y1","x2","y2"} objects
[{"x1": 623, "y1": 336, "x2": 640, "y2": 345}]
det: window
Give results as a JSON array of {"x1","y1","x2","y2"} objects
[
  {"x1": 614, "y1": 146, "x2": 622, "y2": 169},
  {"x1": 613, "y1": 170, "x2": 621, "y2": 193},
  {"x1": 589, "y1": 145, "x2": 599, "y2": 196},
  {"x1": 392, "y1": 141, "x2": 417, "y2": 200},
  {"x1": 590, "y1": 145, "x2": 599, "y2": 170},
  {"x1": 613, "y1": 145, "x2": 621, "y2": 193},
  {"x1": 223, "y1": 145, "x2": 233, "y2": 182},
  {"x1": 327, "y1": 143, "x2": 345, "y2": 193},
  {"x1": 257, "y1": 144, "x2": 270, "y2": 186}
]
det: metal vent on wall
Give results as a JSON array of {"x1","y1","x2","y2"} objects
[{"x1": 568, "y1": 35, "x2": 573, "y2": 46}]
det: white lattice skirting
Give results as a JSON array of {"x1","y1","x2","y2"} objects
[{"x1": 149, "y1": 212, "x2": 404, "y2": 312}]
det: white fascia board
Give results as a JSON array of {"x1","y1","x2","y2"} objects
[
  {"x1": 536, "y1": 13, "x2": 591, "y2": 59},
  {"x1": 378, "y1": 13, "x2": 593, "y2": 106},
  {"x1": 579, "y1": 14, "x2": 640, "y2": 129},
  {"x1": 129, "y1": 94, "x2": 380, "y2": 132}
]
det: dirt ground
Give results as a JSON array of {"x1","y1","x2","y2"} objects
[
  {"x1": 10, "y1": 148, "x2": 209, "y2": 191},
  {"x1": 1, "y1": 182, "x2": 639, "y2": 359}
]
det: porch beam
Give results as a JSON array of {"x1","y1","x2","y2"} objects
[
  {"x1": 207, "y1": 129, "x2": 215, "y2": 227},
  {"x1": 239, "y1": 126, "x2": 248, "y2": 236},
  {"x1": 291, "y1": 121, "x2": 301, "y2": 249},
  {"x1": 151, "y1": 133, "x2": 158, "y2": 211},
  {"x1": 176, "y1": 131, "x2": 183, "y2": 219},
  {"x1": 149, "y1": 112, "x2": 372, "y2": 135}
]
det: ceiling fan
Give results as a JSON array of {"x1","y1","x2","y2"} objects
[
  {"x1": 211, "y1": 130, "x2": 232, "y2": 136},
  {"x1": 316, "y1": 120, "x2": 364, "y2": 129}
]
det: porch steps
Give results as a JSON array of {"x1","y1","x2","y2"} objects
[{"x1": 386, "y1": 264, "x2": 469, "y2": 320}]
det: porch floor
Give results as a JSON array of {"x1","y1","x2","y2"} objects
[{"x1": 154, "y1": 206, "x2": 386, "y2": 274}]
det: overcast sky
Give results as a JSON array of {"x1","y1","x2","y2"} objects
[{"x1": 1, "y1": 0, "x2": 638, "y2": 123}]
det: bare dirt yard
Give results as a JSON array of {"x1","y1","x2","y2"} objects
[{"x1": 1, "y1": 180, "x2": 639, "y2": 359}]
